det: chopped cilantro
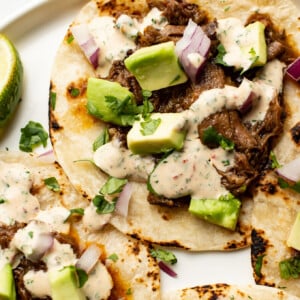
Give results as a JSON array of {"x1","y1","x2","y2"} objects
[
  {"x1": 92, "y1": 195, "x2": 116, "y2": 214},
  {"x1": 44, "y1": 177, "x2": 60, "y2": 192},
  {"x1": 100, "y1": 177, "x2": 128, "y2": 195},
  {"x1": 269, "y1": 151, "x2": 281, "y2": 169},
  {"x1": 278, "y1": 177, "x2": 300, "y2": 193},
  {"x1": 19, "y1": 121, "x2": 48, "y2": 152},
  {"x1": 28, "y1": 231, "x2": 34, "y2": 239},
  {"x1": 50, "y1": 91, "x2": 57, "y2": 110},
  {"x1": 69, "y1": 208, "x2": 85, "y2": 216},
  {"x1": 108, "y1": 253, "x2": 119, "y2": 262},
  {"x1": 202, "y1": 126, "x2": 234, "y2": 151},
  {"x1": 279, "y1": 256, "x2": 300, "y2": 279},
  {"x1": 75, "y1": 268, "x2": 88, "y2": 288},
  {"x1": 140, "y1": 117, "x2": 161, "y2": 136},
  {"x1": 126, "y1": 288, "x2": 132, "y2": 295},
  {"x1": 0, "y1": 199, "x2": 5, "y2": 204},
  {"x1": 67, "y1": 34, "x2": 74, "y2": 44},
  {"x1": 69, "y1": 87, "x2": 80, "y2": 98},
  {"x1": 93, "y1": 128, "x2": 109, "y2": 151},
  {"x1": 254, "y1": 254, "x2": 265, "y2": 277},
  {"x1": 215, "y1": 44, "x2": 228, "y2": 66},
  {"x1": 150, "y1": 248, "x2": 177, "y2": 265}
]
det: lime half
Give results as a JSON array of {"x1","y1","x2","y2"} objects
[{"x1": 0, "y1": 34, "x2": 23, "y2": 132}]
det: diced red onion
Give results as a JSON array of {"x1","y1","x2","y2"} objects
[
  {"x1": 276, "y1": 157, "x2": 300, "y2": 182},
  {"x1": 175, "y1": 19, "x2": 211, "y2": 83},
  {"x1": 28, "y1": 233, "x2": 54, "y2": 262},
  {"x1": 115, "y1": 182, "x2": 132, "y2": 217},
  {"x1": 158, "y1": 261, "x2": 177, "y2": 277},
  {"x1": 239, "y1": 91, "x2": 256, "y2": 114},
  {"x1": 76, "y1": 244, "x2": 101, "y2": 274},
  {"x1": 286, "y1": 57, "x2": 300, "y2": 82},
  {"x1": 71, "y1": 24, "x2": 100, "y2": 69},
  {"x1": 37, "y1": 149, "x2": 55, "y2": 163}
]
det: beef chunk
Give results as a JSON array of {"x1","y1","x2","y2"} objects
[
  {"x1": 162, "y1": 0, "x2": 208, "y2": 25},
  {"x1": 148, "y1": 193, "x2": 189, "y2": 207},
  {"x1": 198, "y1": 110, "x2": 258, "y2": 152}
]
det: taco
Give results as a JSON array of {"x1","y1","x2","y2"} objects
[
  {"x1": 251, "y1": 169, "x2": 300, "y2": 297},
  {"x1": 49, "y1": 0, "x2": 299, "y2": 250},
  {"x1": 0, "y1": 151, "x2": 160, "y2": 299},
  {"x1": 162, "y1": 283, "x2": 300, "y2": 299}
]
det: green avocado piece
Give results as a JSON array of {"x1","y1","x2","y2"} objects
[
  {"x1": 188, "y1": 194, "x2": 241, "y2": 230},
  {"x1": 0, "y1": 263, "x2": 16, "y2": 300},
  {"x1": 287, "y1": 211, "x2": 300, "y2": 251},
  {"x1": 86, "y1": 78, "x2": 137, "y2": 126},
  {"x1": 241, "y1": 21, "x2": 267, "y2": 69},
  {"x1": 124, "y1": 41, "x2": 188, "y2": 91},
  {"x1": 49, "y1": 266, "x2": 85, "y2": 300},
  {"x1": 127, "y1": 112, "x2": 187, "y2": 154}
]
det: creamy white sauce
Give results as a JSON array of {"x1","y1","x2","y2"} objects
[
  {"x1": 11, "y1": 220, "x2": 52, "y2": 262},
  {"x1": 24, "y1": 270, "x2": 51, "y2": 298},
  {"x1": 89, "y1": 16, "x2": 136, "y2": 77},
  {"x1": 217, "y1": 18, "x2": 261, "y2": 71},
  {"x1": 0, "y1": 162, "x2": 40, "y2": 225},
  {"x1": 35, "y1": 207, "x2": 70, "y2": 234},
  {"x1": 0, "y1": 247, "x2": 17, "y2": 270},
  {"x1": 94, "y1": 140, "x2": 155, "y2": 182},
  {"x1": 82, "y1": 261, "x2": 113, "y2": 300},
  {"x1": 42, "y1": 239, "x2": 77, "y2": 271},
  {"x1": 139, "y1": 7, "x2": 168, "y2": 32}
]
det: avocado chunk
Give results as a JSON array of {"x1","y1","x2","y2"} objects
[
  {"x1": 87, "y1": 78, "x2": 138, "y2": 126},
  {"x1": 188, "y1": 194, "x2": 241, "y2": 230},
  {"x1": 127, "y1": 112, "x2": 187, "y2": 154},
  {"x1": 241, "y1": 21, "x2": 267, "y2": 69},
  {"x1": 49, "y1": 266, "x2": 85, "y2": 300},
  {"x1": 124, "y1": 41, "x2": 188, "y2": 91},
  {"x1": 0, "y1": 263, "x2": 16, "y2": 300},
  {"x1": 287, "y1": 212, "x2": 300, "y2": 251}
]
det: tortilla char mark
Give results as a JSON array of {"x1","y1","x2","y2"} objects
[{"x1": 290, "y1": 122, "x2": 300, "y2": 145}]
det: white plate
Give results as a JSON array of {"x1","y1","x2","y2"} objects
[{"x1": 0, "y1": 0, "x2": 255, "y2": 294}]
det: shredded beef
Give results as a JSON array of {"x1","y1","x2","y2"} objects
[
  {"x1": 162, "y1": 0, "x2": 208, "y2": 25},
  {"x1": 148, "y1": 193, "x2": 190, "y2": 207},
  {"x1": 0, "y1": 223, "x2": 25, "y2": 248}
]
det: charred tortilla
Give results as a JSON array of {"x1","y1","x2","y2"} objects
[
  {"x1": 162, "y1": 283, "x2": 300, "y2": 299},
  {"x1": 0, "y1": 151, "x2": 160, "y2": 299},
  {"x1": 49, "y1": 0, "x2": 299, "y2": 250}
]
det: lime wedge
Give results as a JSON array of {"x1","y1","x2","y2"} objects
[{"x1": 0, "y1": 34, "x2": 23, "y2": 133}]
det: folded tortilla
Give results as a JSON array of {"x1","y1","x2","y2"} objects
[{"x1": 49, "y1": 0, "x2": 299, "y2": 251}]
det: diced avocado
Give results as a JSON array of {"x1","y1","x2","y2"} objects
[
  {"x1": 188, "y1": 194, "x2": 241, "y2": 230},
  {"x1": 86, "y1": 78, "x2": 137, "y2": 126},
  {"x1": 124, "y1": 41, "x2": 188, "y2": 91},
  {"x1": 127, "y1": 112, "x2": 187, "y2": 154},
  {"x1": 49, "y1": 266, "x2": 85, "y2": 300},
  {"x1": 287, "y1": 212, "x2": 300, "y2": 251},
  {"x1": 0, "y1": 263, "x2": 16, "y2": 300},
  {"x1": 241, "y1": 21, "x2": 267, "y2": 69}
]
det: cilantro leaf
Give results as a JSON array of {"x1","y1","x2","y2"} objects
[
  {"x1": 150, "y1": 248, "x2": 177, "y2": 265},
  {"x1": 75, "y1": 268, "x2": 88, "y2": 288},
  {"x1": 202, "y1": 126, "x2": 234, "y2": 151},
  {"x1": 279, "y1": 256, "x2": 300, "y2": 279},
  {"x1": 93, "y1": 128, "x2": 109, "y2": 151},
  {"x1": 69, "y1": 208, "x2": 85, "y2": 216},
  {"x1": 19, "y1": 121, "x2": 48, "y2": 152},
  {"x1": 92, "y1": 195, "x2": 116, "y2": 214},
  {"x1": 215, "y1": 44, "x2": 228, "y2": 66},
  {"x1": 269, "y1": 151, "x2": 281, "y2": 169},
  {"x1": 278, "y1": 178, "x2": 300, "y2": 193},
  {"x1": 140, "y1": 118, "x2": 161, "y2": 136},
  {"x1": 100, "y1": 177, "x2": 128, "y2": 195},
  {"x1": 254, "y1": 255, "x2": 265, "y2": 277},
  {"x1": 108, "y1": 253, "x2": 119, "y2": 262},
  {"x1": 44, "y1": 177, "x2": 60, "y2": 192}
]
